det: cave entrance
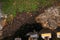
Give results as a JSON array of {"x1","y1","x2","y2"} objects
[
  {"x1": 14, "y1": 23, "x2": 43, "y2": 40},
  {"x1": 3, "y1": 23, "x2": 43, "y2": 40}
]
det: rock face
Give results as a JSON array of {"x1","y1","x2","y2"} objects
[
  {"x1": 2, "y1": 6, "x2": 60, "y2": 39},
  {"x1": 0, "y1": 2, "x2": 7, "y2": 39},
  {"x1": 2, "y1": 12, "x2": 39, "y2": 39},
  {"x1": 0, "y1": 1, "x2": 59, "y2": 39},
  {"x1": 36, "y1": 6, "x2": 60, "y2": 30}
]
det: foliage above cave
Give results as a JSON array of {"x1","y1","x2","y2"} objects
[{"x1": 1, "y1": 0, "x2": 57, "y2": 16}]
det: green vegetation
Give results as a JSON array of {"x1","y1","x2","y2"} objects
[
  {"x1": 2, "y1": 0, "x2": 16, "y2": 16},
  {"x1": 1, "y1": 0, "x2": 56, "y2": 16}
]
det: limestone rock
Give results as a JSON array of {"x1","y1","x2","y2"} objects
[{"x1": 36, "y1": 6, "x2": 60, "y2": 30}]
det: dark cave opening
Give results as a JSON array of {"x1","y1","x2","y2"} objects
[
  {"x1": 14, "y1": 23, "x2": 43, "y2": 40},
  {"x1": 3, "y1": 23, "x2": 43, "y2": 40}
]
